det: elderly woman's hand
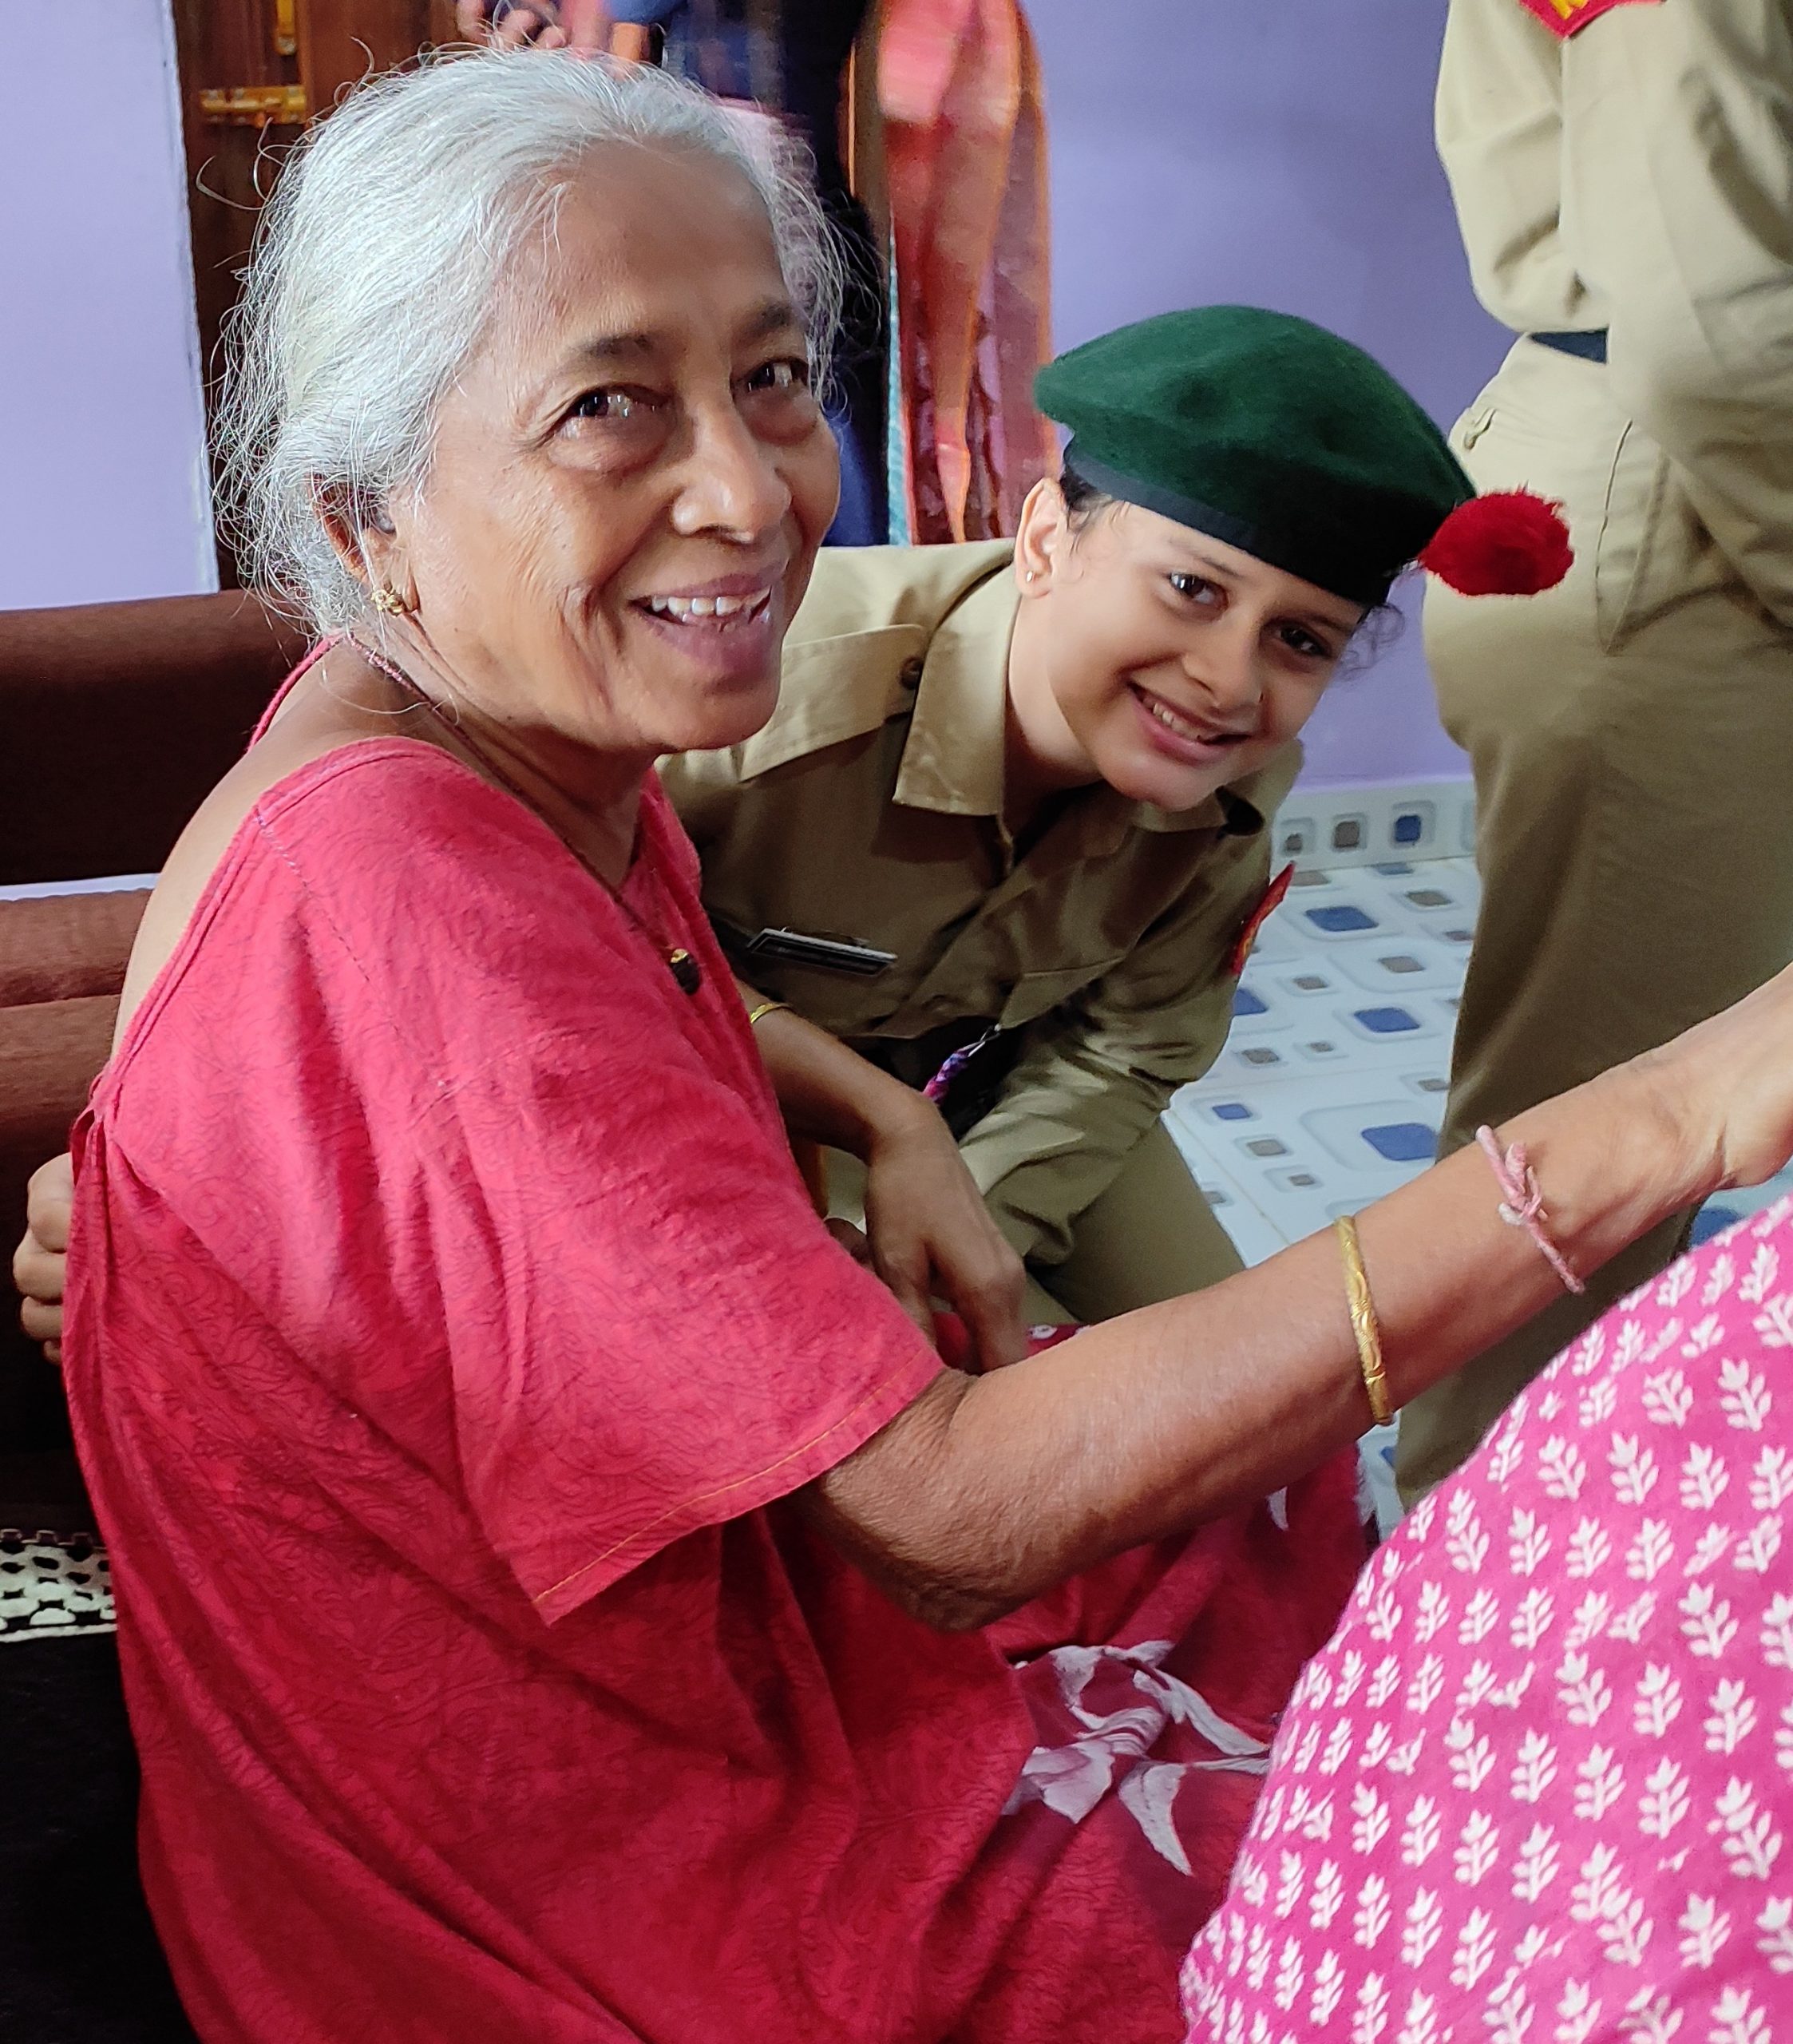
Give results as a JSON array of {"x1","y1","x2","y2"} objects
[
  {"x1": 13, "y1": 1151, "x2": 73, "y2": 1366},
  {"x1": 740, "y1": 993, "x2": 1030, "y2": 1371},
  {"x1": 858, "y1": 1095, "x2": 1031, "y2": 1373}
]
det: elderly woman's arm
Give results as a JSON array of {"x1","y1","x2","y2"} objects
[
  {"x1": 811, "y1": 979, "x2": 1783, "y2": 1630},
  {"x1": 8, "y1": 991, "x2": 1031, "y2": 1373},
  {"x1": 743, "y1": 991, "x2": 1030, "y2": 1371}
]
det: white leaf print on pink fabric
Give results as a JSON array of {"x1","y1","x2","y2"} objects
[{"x1": 1183, "y1": 1198, "x2": 1793, "y2": 2044}]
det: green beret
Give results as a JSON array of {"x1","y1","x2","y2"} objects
[{"x1": 1033, "y1": 306, "x2": 1474, "y2": 609}]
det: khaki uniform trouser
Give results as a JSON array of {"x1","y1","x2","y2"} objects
[
  {"x1": 825, "y1": 1117, "x2": 1243, "y2": 1329},
  {"x1": 1397, "y1": 339, "x2": 1793, "y2": 1504}
]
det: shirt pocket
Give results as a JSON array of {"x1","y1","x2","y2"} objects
[
  {"x1": 997, "y1": 958, "x2": 1122, "y2": 1032},
  {"x1": 1453, "y1": 350, "x2": 1735, "y2": 657}
]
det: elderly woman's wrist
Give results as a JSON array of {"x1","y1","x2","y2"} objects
[
  {"x1": 852, "y1": 1069, "x2": 946, "y2": 1161},
  {"x1": 766, "y1": 1024, "x2": 940, "y2": 1162}
]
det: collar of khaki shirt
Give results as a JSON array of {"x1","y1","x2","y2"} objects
[{"x1": 738, "y1": 542, "x2": 1269, "y2": 861}]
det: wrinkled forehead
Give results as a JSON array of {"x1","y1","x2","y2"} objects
[{"x1": 485, "y1": 138, "x2": 792, "y2": 359}]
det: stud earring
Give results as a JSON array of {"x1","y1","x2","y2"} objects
[
  {"x1": 1024, "y1": 569, "x2": 1039, "y2": 584},
  {"x1": 371, "y1": 585, "x2": 409, "y2": 616}
]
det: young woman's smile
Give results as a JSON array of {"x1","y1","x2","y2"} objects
[{"x1": 1126, "y1": 675, "x2": 1260, "y2": 766}]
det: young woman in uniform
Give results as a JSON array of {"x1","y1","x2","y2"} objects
[{"x1": 665, "y1": 306, "x2": 1565, "y2": 1329}]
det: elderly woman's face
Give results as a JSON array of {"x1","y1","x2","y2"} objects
[{"x1": 390, "y1": 145, "x2": 839, "y2": 757}]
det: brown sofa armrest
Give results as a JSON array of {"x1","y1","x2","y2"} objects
[
  {"x1": 0, "y1": 592, "x2": 310, "y2": 887},
  {"x1": 0, "y1": 893, "x2": 150, "y2": 1009}
]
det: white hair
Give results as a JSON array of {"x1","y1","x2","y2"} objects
[{"x1": 216, "y1": 50, "x2": 843, "y2": 629}]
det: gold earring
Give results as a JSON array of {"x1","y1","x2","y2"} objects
[{"x1": 371, "y1": 585, "x2": 408, "y2": 616}]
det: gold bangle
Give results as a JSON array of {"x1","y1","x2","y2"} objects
[
  {"x1": 1334, "y1": 1214, "x2": 1393, "y2": 1427},
  {"x1": 744, "y1": 999, "x2": 789, "y2": 1028}
]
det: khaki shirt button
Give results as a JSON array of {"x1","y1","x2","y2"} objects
[{"x1": 899, "y1": 658, "x2": 924, "y2": 688}]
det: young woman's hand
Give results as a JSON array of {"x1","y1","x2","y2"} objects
[
  {"x1": 859, "y1": 1098, "x2": 1031, "y2": 1373},
  {"x1": 12, "y1": 1151, "x2": 73, "y2": 1365}
]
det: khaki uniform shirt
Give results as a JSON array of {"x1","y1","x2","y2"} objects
[
  {"x1": 660, "y1": 543, "x2": 1297, "y2": 1266},
  {"x1": 1437, "y1": 0, "x2": 1793, "y2": 627}
]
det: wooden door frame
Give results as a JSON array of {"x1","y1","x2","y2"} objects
[
  {"x1": 168, "y1": 0, "x2": 459, "y2": 580},
  {"x1": 299, "y1": 1, "x2": 461, "y2": 118}
]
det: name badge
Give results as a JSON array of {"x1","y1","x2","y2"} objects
[{"x1": 733, "y1": 925, "x2": 897, "y2": 976}]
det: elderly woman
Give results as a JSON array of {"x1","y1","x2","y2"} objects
[{"x1": 53, "y1": 50, "x2": 1793, "y2": 2044}]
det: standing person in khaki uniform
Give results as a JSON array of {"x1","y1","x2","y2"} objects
[
  {"x1": 1398, "y1": 0, "x2": 1793, "y2": 1499},
  {"x1": 667, "y1": 306, "x2": 1563, "y2": 1325}
]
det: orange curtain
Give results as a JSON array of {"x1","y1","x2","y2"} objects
[{"x1": 877, "y1": 0, "x2": 1054, "y2": 545}]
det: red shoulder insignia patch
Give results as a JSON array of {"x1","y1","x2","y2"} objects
[
  {"x1": 1514, "y1": 0, "x2": 1662, "y2": 38},
  {"x1": 1228, "y1": 862, "x2": 1295, "y2": 979}
]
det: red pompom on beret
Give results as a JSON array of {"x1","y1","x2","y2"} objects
[{"x1": 1417, "y1": 489, "x2": 1574, "y2": 597}]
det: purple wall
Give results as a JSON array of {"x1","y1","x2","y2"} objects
[
  {"x1": 1, "y1": 1, "x2": 1501, "y2": 786},
  {"x1": 0, "y1": 1, "x2": 215, "y2": 610},
  {"x1": 1028, "y1": 0, "x2": 1509, "y2": 788}
]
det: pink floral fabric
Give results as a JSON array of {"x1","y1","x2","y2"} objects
[{"x1": 1182, "y1": 1196, "x2": 1793, "y2": 2044}]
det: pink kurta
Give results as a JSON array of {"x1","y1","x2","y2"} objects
[
  {"x1": 1182, "y1": 1197, "x2": 1793, "y2": 2044},
  {"x1": 65, "y1": 723, "x2": 1361, "y2": 2043}
]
